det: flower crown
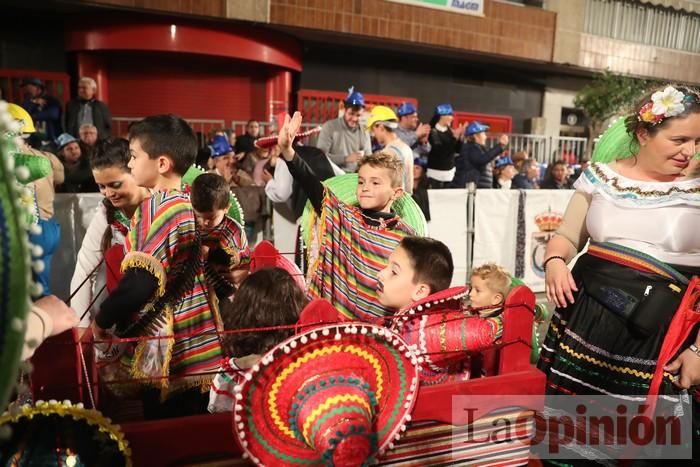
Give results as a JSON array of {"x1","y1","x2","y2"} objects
[{"x1": 638, "y1": 86, "x2": 700, "y2": 125}]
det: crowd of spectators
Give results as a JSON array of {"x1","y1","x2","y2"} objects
[{"x1": 9, "y1": 79, "x2": 590, "y2": 260}]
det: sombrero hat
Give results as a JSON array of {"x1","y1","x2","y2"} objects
[
  {"x1": 232, "y1": 322, "x2": 420, "y2": 466},
  {"x1": 591, "y1": 117, "x2": 636, "y2": 164},
  {"x1": 254, "y1": 126, "x2": 322, "y2": 149},
  {"x1": 250, "y1": 241, "x2": 305, "y2": 291},
  {"x1": 389, "y1": 286, "x2": 497, "y2": 372},
  {"x1": 181, "y1": 164, "x2": 245, "y2": 225},
  {"x1": 0, "y1": 100, "x2": 49, "y2": 410},
  {"x1": 300, "y1": 173, "x2": 427, "y2": 249},
  {"x1": 0, "y1": 400, "x2": 131, "y2": 466}
]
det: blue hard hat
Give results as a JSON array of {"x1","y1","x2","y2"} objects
[
  {"x1": 434, "y1": 104, "x2": 454, "y2": 116},
  {"x1": 56, "y1": 133, "x2": 78, "y2": 150},
  {"x1": 210, "y1": 135, "x2": 234, "y2": 157},
  {"x1": 397, "y1": 102, "x2": 417, "y2": 117},
  {"x1": 494, "y1": 156, "x2": 514, "y2": 169},
  {"x1": 466, "y1": 121, "x2": 490, "y2": 136},
  {"x1": 344, "y1": 86, "x2": 365, "y2": 107},
  {"x1": 414, "y1": 156, "x2": 428, "y2": 169}
]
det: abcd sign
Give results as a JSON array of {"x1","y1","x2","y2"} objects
[{"x1": 386, "y1": 0, "x2": 485, "y2": 17}]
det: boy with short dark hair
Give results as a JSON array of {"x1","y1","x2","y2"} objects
[
  {"x1": 94, "y1": 115, "x2": 226, "y2": 416},
  {"x1": 278, "y1": 112, "x2": 425, "y2": 324},
  {"x1": 381, "y1": 244, "x2": 511, "y2": 385},
  {"x1": 376, "y1": 236, "x2": 453, "y2": 311},
  {"x1": 191, "y1": 173, "x2": 250, "y2": 293}
]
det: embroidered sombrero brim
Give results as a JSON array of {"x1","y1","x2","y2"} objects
[
  {"x1": 181, "y1": 165, "x2": 245, "y2": 225},
  {"x1": 254, "y1": 127, "x2": 322, "y2": 149},
  {"x1": 0, "y1": 400, "x2": 132, "y2": 466},
  {"x1": 300, "y1": 173, "x2": 427, "y2": 249},
  {"x1": 0, "y1": 130, "x2": 36, "y2": 409},
  {"x1": 233, "y1": 323, "x2": 420, "y2": 466}
]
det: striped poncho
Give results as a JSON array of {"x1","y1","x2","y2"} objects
[
  {"x1": 120, "y1": 190, "x2": 222, "y2": 395},
  {"x1": 307, "y1": 189, "x2": 415, "y2": 324}
]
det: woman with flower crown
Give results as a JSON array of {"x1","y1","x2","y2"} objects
[{"x1": 538, "y1": 85, "x2": 700, "y2": 461}]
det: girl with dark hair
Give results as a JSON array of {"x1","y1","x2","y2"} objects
[
  {"x1": 426, "y1": 104, "x2": 462, "y2": 188},
  {"x1": 539, "y1": 84, "x2": 700, "y2": 462},
  {"x1": 539, "y1": 159, "x2": 573, "y2": 189},
  {"x1": 69, "y1": 138, "x2": 151, "y2": 327},
  {"x1": 209, "y1": 267, "x2": 308, "y2": 412}
]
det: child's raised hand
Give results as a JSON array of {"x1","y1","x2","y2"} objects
[{"x1": 278, "y1": 112, "x2": 303, "y2": 161}]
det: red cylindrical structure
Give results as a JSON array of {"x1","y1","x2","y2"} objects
[
  {"x1": 75, "y1": 53, "x2": 109, "y2": 103},
  {"x1": 265, "y1": 69, "x2": 293, "y2": 128}
]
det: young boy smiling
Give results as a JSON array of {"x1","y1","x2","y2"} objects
[{"x1": 278, "y1": 111, "x2": 420, "y2": 324}]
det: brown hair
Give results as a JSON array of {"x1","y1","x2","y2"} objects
[
  {"x1": 471, "y1": 263, "x2": 511, "y2": 298},
  {"x1": 190, "y1": 173, "x2": 230, "y2": 212},
  {"x1": 624, "y1": 85, "x2": 700, "y2": 139},
  {"x1": 358, "y1": 151, "x2": 404, "y2": 187},
  {"x1": 398, "y1": 236, "x2": 453, "y2": 294},
  {"x1": 221, "y1": 268, "x2": 308, "y2": 357}
]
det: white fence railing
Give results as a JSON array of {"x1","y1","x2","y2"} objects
[{"x1": 487, "y1": 134, "x2": 588, "y2": 165}]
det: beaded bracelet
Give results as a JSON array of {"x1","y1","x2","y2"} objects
[
  {"x1": 689, "y1": 344, "x2": 700, "y2": 358},
  {"x1": 543, "y1": 255, "x2": 567, "y2": 271}
]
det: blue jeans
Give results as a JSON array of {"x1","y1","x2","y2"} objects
[{"x1": 28, "y1": 217, "x2": 60, "y2": 296}]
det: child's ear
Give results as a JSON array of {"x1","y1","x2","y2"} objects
[
  {"x1": 411, "y1": 283, "x2": 431, "y2": 302},
  {"x1": 392, "y1": 186, "x2": 404, "y2": 200},
  {"x1": 157, "y1": 155, "x2": 173, "y2": 174},
  {"x1": 491, "y1": 293, "x2": 504, "y2": 306}
]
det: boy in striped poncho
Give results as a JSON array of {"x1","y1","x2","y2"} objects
[
  {"x1": 278, "y1": 112, "x2": 419, "y2": 325},
  {"x1": 93, "y1": 115, "x2": 228, "y2": 418}
]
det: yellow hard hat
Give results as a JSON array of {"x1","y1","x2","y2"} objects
[
  {"x1": 7, "y1": 104, "x2": 36, "y2": 134},
  {"x1": 366, "y1": 105, "x2": 398, "y2": 130}
]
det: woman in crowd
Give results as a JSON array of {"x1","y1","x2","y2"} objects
[
  {"x1": 69, "y1": 139, "x2": 151, "y2": 327},
  {"x1": 426, "y1": 104, "x2": 462, "y2": 188},
  {"x1": 539, "y1": 159, "x2": 573, "y2": 189},
  {"x1": 539, "y1": 85, "x2": 700, "y2": 460}
]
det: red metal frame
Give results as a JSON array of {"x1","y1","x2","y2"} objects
[
  {"x1": 0, "y1": 68, "x2": 71, "y2": 105},
  {"x1": 65, "y1": 18, "x2": 302, "y2": 72},
  {"x1": 298, "y1": 89, "x2": 418, "y2": 124},
  {"x1": 454, "y1": 111, "x2": 513, "y2": 134},
  {"x1": 30, "y1": 285, "x2": 544, "y2": 465}
]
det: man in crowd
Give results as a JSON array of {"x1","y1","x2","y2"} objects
[
  {"x1": 366, "y1": 105, "x2": 414, "y2": 193},
  {"x1": 316, "y1": 86, "x2": 372, "y2": 172},
  {"x1": 235, "y1": 120, "x2": 261, "y2": 154},
  {"x1": 21, "y1": 77, "x2": 63, "y2": 145},
  {"x1": 394, "y1": 102, "x2": 431, "y2": 160},
  {"x1": 64, "y1": 77, "x2": 112, "y2": 139},
  {"x1": 78, "y1": 123, "x2": 100, "y2": 159}
]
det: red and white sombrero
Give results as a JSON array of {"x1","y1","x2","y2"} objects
[
  {"x1": 388, "y1": 286, "x2": 495, "y2": 372},
  {"x1": 249, "y1": 241, "x2": 305, "y2": 291},
  {"x1": 254, "y1": 126, "x2": 322, "y2": 149},
  {"x1": 232, "y1": 322, "x2": 420, "y2": 466}
]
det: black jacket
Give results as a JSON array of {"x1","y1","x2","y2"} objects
[
  {"x1": 452, "y1": 141, "x2": 504, "y2": 188},
  {"x1": 65, "y1": 98, "x2": 112, "y2": 139},
  {"x1": 427, "y1": 128, "x2": 460, "y2": 172},
  {"x1": 512, "y1": 173, "x2": 537, "y2": 189}
]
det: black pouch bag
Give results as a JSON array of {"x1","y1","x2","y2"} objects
[{"x1": 582, "y1": 271, "x2": 684, "y2": 338}]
